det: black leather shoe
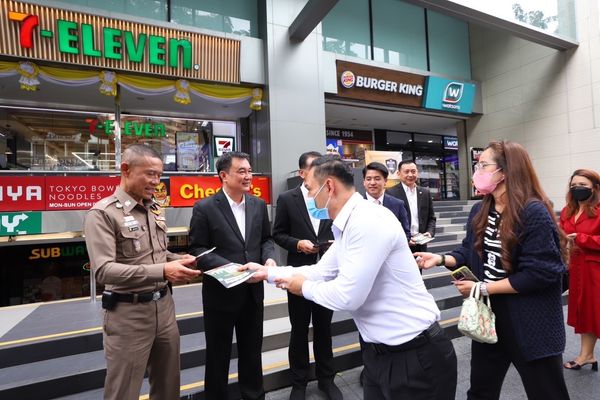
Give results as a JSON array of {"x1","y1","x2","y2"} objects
[
  {"x1": 317, "y1": 381, "x2": 343, "y2": 400},
  {"x1": 289, "y1": 385, "x2": 306, "y2": 400}
]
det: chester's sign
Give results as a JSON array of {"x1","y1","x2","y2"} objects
[
  {"x1": 170, "y1": 176, "x2": 271, "y2": 206},
  {"x1": 1, "y1": 0, "x2": 241, "y2": 82}
]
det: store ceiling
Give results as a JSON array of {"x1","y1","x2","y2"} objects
[
  {"x1": 0, "y1": 75, "x2": 254, "y2": 121},
  {"x1": 325, "y1": 101, "x2": 463, "y2": 136}
]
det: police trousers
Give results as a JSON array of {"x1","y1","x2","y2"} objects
[{"x1": 102, "y1": 290, "x2": 180, "y2": 400}]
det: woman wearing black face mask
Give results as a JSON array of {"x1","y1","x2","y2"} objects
[{"x1": 560, "y1": 169, "x2": 600, "y2": 371}]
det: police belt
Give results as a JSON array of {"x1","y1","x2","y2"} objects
[
  {"x1": 111, "y1": 286, "x2": 168, "y2": 304},
  {"x1": 363, "y1": 322, "x2": 443, "y2": 354}
]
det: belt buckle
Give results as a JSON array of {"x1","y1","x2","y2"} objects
[{"x1": 152, "y1": 291, "x2": 161, "y2": 301}]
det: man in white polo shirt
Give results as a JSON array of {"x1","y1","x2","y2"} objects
[{"x1": 242, "y1": 155, "x2": 457, "y2": 400}]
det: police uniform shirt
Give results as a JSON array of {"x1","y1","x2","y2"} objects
[
  {"x1": 84, "y1": 187, "x2": 180, "y2": 294},
  {"x1": 267, "y1": 193, "x2": 440, "y2": 346}
]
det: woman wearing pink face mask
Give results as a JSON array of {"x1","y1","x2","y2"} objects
[{"x1": 416, "y1": 141, "x2": 570, "y2": 400}]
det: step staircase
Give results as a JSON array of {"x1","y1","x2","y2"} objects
[{"x1": 0, "y1": 200, "x2": 526, "y2": 400}]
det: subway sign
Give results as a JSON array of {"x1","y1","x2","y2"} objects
[
  {"x1": 1, "y1": 0, "x2": 241, "y2": 82},
  {"x1": 423, "y1": 76, "x2": 476, "y2": 114}
]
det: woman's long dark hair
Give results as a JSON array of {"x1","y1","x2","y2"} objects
[
  {"x1": 564, "y1": 169, "x2": 600, "y2": 218},
  {"x1": 473, "y1": 141, "x2": 568, "y2": 273}
]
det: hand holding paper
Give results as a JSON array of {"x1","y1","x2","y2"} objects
[
  {"x1": 204, "y1": 263, "x2": 256, "y2": 288},
  {"x1": 274, "y1": 274, "x2": 305, "y2": 296},
  {"x1": 238, "y1": 262, "x2": 269, "y2": 283}
]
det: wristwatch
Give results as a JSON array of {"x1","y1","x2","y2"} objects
[
  {"x1": 480, "y1": 283, "x2": 489, "y2": 296},
  {"x1": 437, "y1": 254, "x2": 446, "y2": 267}
]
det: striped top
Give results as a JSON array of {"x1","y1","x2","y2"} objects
[{"x1": 483, "y1": 210, "x2": 506, "y2": 282}]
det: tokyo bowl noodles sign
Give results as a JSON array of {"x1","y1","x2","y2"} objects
[{"x1": 45, "y1": 176, "x2": 120, "y2": 210}]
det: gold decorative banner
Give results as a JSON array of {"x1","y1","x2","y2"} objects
[{"x1": 0, "y1": 0, "x2": 240, "y2": 83}]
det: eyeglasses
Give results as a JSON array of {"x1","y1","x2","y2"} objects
[{"x1": 474, "y1": 162, "x2": 497, "y2": 171}]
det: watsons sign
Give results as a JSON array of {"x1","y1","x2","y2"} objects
[
  {"x1": 423, "y1": 77, "x2": 476, "y2": 115},
  {"x1": 336, "y1": 61, "x2": 426, "y2": 108},
  {"x1": 1, "y1": 0, "x2": 241, "y2": 82}
]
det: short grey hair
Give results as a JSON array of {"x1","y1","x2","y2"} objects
[{"x1": 122, "y1": 144, "x2": 161, "y2": 166}]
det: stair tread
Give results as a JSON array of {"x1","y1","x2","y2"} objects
[
  {"x1": 0, "y1": 312, "x2": 355, "y2": 388},
  {"x1": 0, "y1": 285, "x2": 464, "y2": 389},
  {"x1": 51, "y1": 331, "x2": 363, "y2": 400}
]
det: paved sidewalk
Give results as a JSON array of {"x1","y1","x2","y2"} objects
[{"x1": 266, "y1": 312, "x2": 600, "y2": 400}]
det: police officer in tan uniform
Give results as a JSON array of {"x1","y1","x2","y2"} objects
[{"x1": 84, "y1": 144, "x2": 201, "y2": 400}]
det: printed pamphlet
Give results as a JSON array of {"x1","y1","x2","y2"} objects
[{"x1": 204, "y1": 263, "x2": 256, "y2": 288}]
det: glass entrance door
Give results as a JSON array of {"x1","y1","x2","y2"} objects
[{"x1": 414, "y1": 153, "x2": 443, "y2": 200}]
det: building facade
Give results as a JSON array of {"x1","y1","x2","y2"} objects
[{"x1": 0, "y1": 0, "x2": 593, "y2": 306}]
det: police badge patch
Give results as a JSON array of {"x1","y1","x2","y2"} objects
[{"x1": 385, "y1": 159, "x2": 398, "y2": 175}]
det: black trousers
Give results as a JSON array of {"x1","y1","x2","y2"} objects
[
  {"x1": 467, "y1": 295, "x2": 570, "y2": 400},
  {"x1": 361, "y1": 323, "x2": 457, "y2": 400},
  {"x1": 287, "y1": 291, "x2": 335, "y2": 387},
  {"x1": 203, "y1": 294, "x2": 265, "y2": 400}
]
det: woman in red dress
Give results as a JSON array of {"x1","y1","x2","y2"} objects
[{"x1": 560, "y1": 168, "x2": 600, "y2": 371}]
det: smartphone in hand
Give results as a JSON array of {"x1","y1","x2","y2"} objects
[{"x1": 450, "y1": 266, "x2": 479, "y2": 282}]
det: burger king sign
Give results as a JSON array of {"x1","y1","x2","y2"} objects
[{"x1": 340, "y1": 70, "x2": 355, "y2": 88}]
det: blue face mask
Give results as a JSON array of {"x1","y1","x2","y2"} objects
[{"x1": 306, "y1": 182, "x2": 330, "y2": 220}]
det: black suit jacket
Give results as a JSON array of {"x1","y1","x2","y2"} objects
[
  {"x1": 272, "y1": 186, "x2": 333, "y2": 267},
  {"x1": 188, "y1": 189, "x2": 275, "y2": 310},
  {"x1": 387, "y1": 183, "x2": 436, "y2": 237}
]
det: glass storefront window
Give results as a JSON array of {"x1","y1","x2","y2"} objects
[
  {"x1": 34, "y1": 0, "x2": 168, "y2": 21},
  {"x1": 446, "y1": 0, "x2": 577, "y2": 42},
  {"x1": 0, "y1": 235, "x2": 190, "y2": 306},
  {"x1": 322, "y1": 0, "x2": 473, "y2": 79},
  {"x1": 427, "y1": 10, "x2": 471, "y2": 79},
  {"x1": 376, "y1": 130, "x2": 459, "y2": 200},
  {"x1": 171, "y1": 0, "x2": 259, "y2": 37},
  {"x1": 0, "y1": 107, "x2": 236, "y2": 173},
  {"x1": 372, "y1": 0, "x2": 427, "y2": 70},
  {"x1": 0, "y1": 108, "x2": 116, "y2": 171},
  {"x1": 322, "y1": 0, "x2": 371, "y2": 59},
  {"x1": 33, "y1": 0, "x2": 261, "y2": 37}
]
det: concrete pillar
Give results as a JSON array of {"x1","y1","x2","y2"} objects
[{"x1": 263, "y1": 0, "x2": 328, "y2": 201}]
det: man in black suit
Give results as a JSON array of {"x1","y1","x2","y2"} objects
[
  {"x1": 362, "y1": 162, "x2": 410, "y2": 240},
  {"x1": 272, "y1": 151, "x2": 342, "y2": 400},
  {"x1": 189, "y1": 151, "x2": 276, "y2": 400},
  {"x1": 387, "y1": 160, "x2": 436, "y2": 252}
]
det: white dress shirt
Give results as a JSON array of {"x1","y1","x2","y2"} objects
[
  {"x1": 300, "y1": 183, "x2": 321, "y2": 235},
  {"x1": 365, "y1": 191, "x2": 385, "y2": 205},
  {"x1": 403, "y1": 183, "x2": 419, "y2": 236},
  {"x1": 223, "y1": 188, "x2": 246, "y2": 240},
  {"x1": 268, "y1": 192, "x2": 439, "y2": 345}
]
